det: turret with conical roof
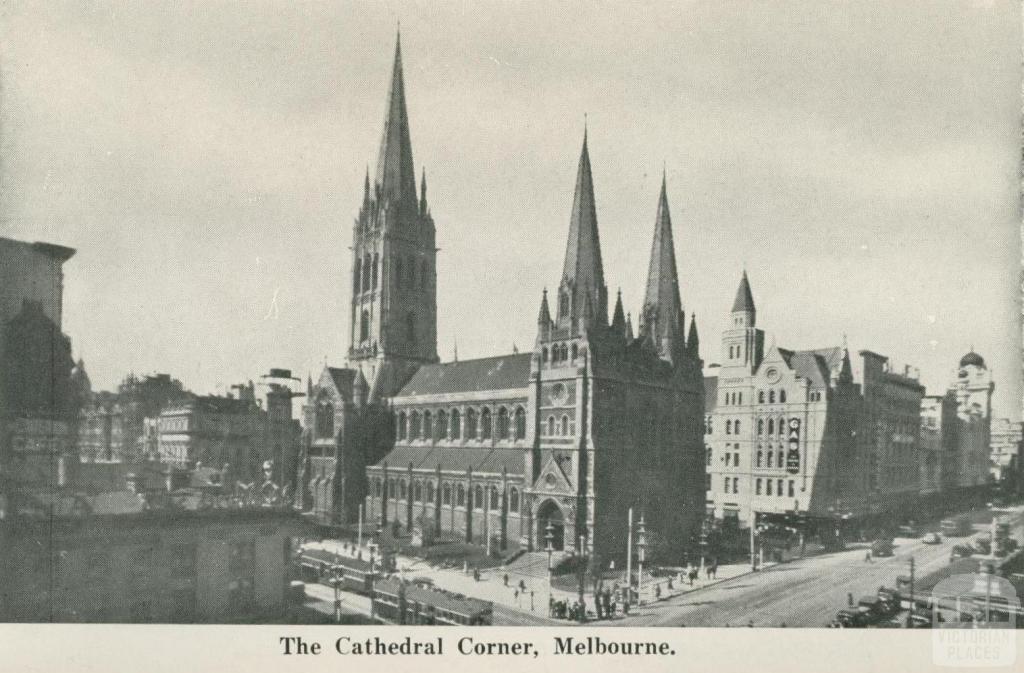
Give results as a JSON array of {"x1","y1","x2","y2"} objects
[
  {"x1": 639, "y1": 173, "x2": 685, "y2": 363},
  {"x1": 722, "y1": 271, "x2": 764, "y2": 374},
  {"x1": 732, "y1": 270, "x2": 756, "y2": 326}
]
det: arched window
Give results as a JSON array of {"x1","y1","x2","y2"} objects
[
  {"x1": 399, "y1": 479, "x2": 407, "y2": 500},
  {"x1": 456, "y1": 484, "x2": 465, "y2": 507},
  {"x1": 353, "y1": 257, "x2": 362, "y2": 293},
  {"x1": 480, "y1": 408, "x2": 492, "y2": 439},
  {"x1": 410, "y1": 411, "x2": 421, "y2": 439},
  {"x1": 442, "y1": 483, "x2": 451, "y2": 506},
  {"x1": 547, "y1": 416, "x2": 555, "y2": 437},
  {"x1": 451, "y1": 409, "x2": 461, "y2": 439},
  {"x1": 778, "y1": 418, "x2": 785, "y2": 436},
  {"x1": 562, "y1": 344, "x2": 569, "y2": 361},
  {"x1": 559, "y1": 292, "x2": 569, "y2": 317},
  {"x1": 757, "y1": 419, "x2": 764, "y2": 435},
  {"x1": 362, "y1": 253, "x2": 371, "y2": 290},
  {"x1": 423, "y1": 411, "x2": 433, "y2": 440},
  {"x1": 514, "y1": 407, "x2": 526, "y2": 440},
  {"x1": 767, "y1": 418, "x2": 774, "y2": 435},
  {"x1": 437, "y1": 410, "x2": 448, "y2": 439},
  {"x1": 767, "y1": 452, "x2": 774, "y2": 468},
  {"x1": 413, "y1": 481, "x2": 422, "y2": 501},
  {"x1": 756, "y1": 478, "x2": 762, "y2": 495},
  {"x1": 426, "y1": 481, "x2": 434, "y2": 503},
  {"x1": 777, "y1": 450, "x2": 784, "y2": 467},
  {"x1": 769, "y1": 390, "x2": 775, "y2": 403},
  {"x1": 734, "y1": 420, "x2": 741, "y2": 434},
  {"x1": 725, "y1": 420, "x2": 732, "y2": 435},
  {"x1": 780, "y1": 390, "x2": 787, "y2": 403},
  {"x1": 466, "y1": 408, "x2": 477, "y2": 439},
  {"x1": 777, "y1": 479, "x2": 784, "y2": 496},
  {"x1": 571, "y1": 343, "x2": 578, "y2": 360},
  {"x1": 360, "y1": 310, "x2": 370, "y2": 343},
  {"x1": 316, "y1": 402, "x2": 334, "y2": 438},
  {"x1": 371, "y1": 253, "x2": 379, "y2": 290},
  {"x1": 474, "y1": 485, "x2": 484, "y2": 510},
  {"x1": 757, "y1": 450, "x2": 763, "y2": 467},
  {"x1": 406, "y1": 312, "x2": 416, "y2": 346},
  {"x1": 542, "y1": 347, "x2": 549, "y2": 362},
  {"x1": 509, "y1": 487, "x2": 519, "y2": 513},
  {"x1": 766, "y1": 479, "x2": 773, "y2": 495},
  {"x1": 738, "y1": 392, "x2": 743, "y2": 405},
  {"x1": 374, "y1": 479, "x2": 382, "y2": 497},
  {"x1": 560, "y1": 415, "x2": 569, "y2": 436},
  {"x1": 759, "y1": 391, "x2": 765, "y2": 403},
  {"x1": 490, "y1": 485, "x2": 499, "y2": 509},
  {"x1": 497, "y1": 407, "x2": 510, "y2": 439},
  {"x1": 397, "y1": 412, "x2": 407, "y2": 440}
]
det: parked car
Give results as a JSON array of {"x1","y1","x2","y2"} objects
[
  {"x1": 834, "y1": 608, "x2": 871, "y2": 628},
  {"x1": 922, "y1": 532, "x2": 942, "y2": 545},
  {"x1": 871, "y1": 539, "x2": 895, "y2": 557},
  {"x1": 857, "y1": 595, "x2": 892, "y2": 621},
  {"x1": 941, "y1": 517, "x2": 973, "y2": 537},
  {"x1": 896, "y1": 524, "x2": 919, "y2": 538},
  {"x1": 951, "y1": 544, "x2": 975, "y2": 560},
  {"x1": 877, "y1": 587, "x2": 902, "y2": 613}
]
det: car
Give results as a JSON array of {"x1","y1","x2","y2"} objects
[
  {"x1": 870, "y1": 539, "x2": 895, "y2": 557},
  {"x1": 877, "y1": 587, "x2": 902, "y2": 613},
  {"x1": 897, "y1": 525, "x2": 919, "y2": 538},
  {"x1": 950, "y1": 544, "x2": 975, "y2": 560},
  {"x1": 922, "y1": 532, "x2": 942, "y2": 545},
  {"x1": 857, "y1": 595, "x2": 892, "y2": 620},
  {"x1": 834, "y1": 608, "x2": 871, "y2": 628}
]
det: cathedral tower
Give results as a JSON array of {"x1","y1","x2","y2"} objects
[
  {"x1": 349, "y1": 32, "x2": 439, "y2": 402},
  {"x1": 639, "y1": 172, "x2": 686, "y2": 363}
]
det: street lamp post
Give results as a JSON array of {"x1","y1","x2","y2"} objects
[
  {"x1": 636, "y1": 515, "x2": 647, "y2": 607},
  {"x1": 369, "y1": 526, "x2": 382, "y2": 620},
  {"x1": 330, "y1": 564, "x2": 344, "y2": 623},
  {"x1": 577, "y1": 533, "x2": 587, "y2": 622},
  {"x1": 545, "y1": 522, "x2": 555, "y2": 617}
]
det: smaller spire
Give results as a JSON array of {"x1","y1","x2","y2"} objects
[
  {"x1": 420, "y1": 167, "x2": 428, "y2": 214},
  {"x1": 537, "y1": 288, "x2": 551, "y2": 325},
  {"x1": 625, "y1": 312, "x2": 635, "y2": 341},
  {"x1": 732, "y1": 270, "x2": 756, "y2": 313},
  {"x1": 611, "y1": 288, "x2": 626, "y2": 334},
  {"x1": 687, "y1": 314, "x2": 700, "y2": 355}
]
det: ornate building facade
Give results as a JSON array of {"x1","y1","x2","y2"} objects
[{"x1": 305, "y1": 34, "x2": 707, "y2": 564}]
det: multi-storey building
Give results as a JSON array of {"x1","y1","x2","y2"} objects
[
  {"x1": 990, "y1": 418, "x2": 1023, "y2": 483},
  {"x1": 305, "y1": 34, "x2": 707, "y2": 564},
  {"x1": 950, "y1": 351, "x2": 994, "y2": 489},
  {"x1": 920, "y1": 391, "x2": 958, "y2": 499}
]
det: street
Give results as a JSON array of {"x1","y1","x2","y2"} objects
[{"x1": 617, "y1": 506, "x2": 1024, "y2": 627}]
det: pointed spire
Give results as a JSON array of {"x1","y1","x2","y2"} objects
[
  {"x1": 306, "y1": 372, "x2": 313, "y2": 396},
  {"x1": 419, "y1": 167, "x2": 428, "y2": 214},
  {"x1": 375, "y1": 30, "x2": 417, "y2": 211},
  {"x1": 732, "y1": 270, "x2": 756, "y2": 314},
  {"x1": 687, "y1": 314, "x2": 700, "y2": 355},
  {"x1": 640, "y1": 173, "x2": 684, "y2": 360},
  {"x1": 453, "y1": 336, "x2": 459, "y2": 362},
  {"x1": 611, "y1": 289, "x2": 626, "y2": 335},
  {"x1": 625, "y1": 312, "x2": 635, "y2": 341},
  {"x1": 537, "y1": 288, "x2": 551, "y2": 325},
  {"x1": 558, "y1": 131, "x2": 607, "y2": 328}
]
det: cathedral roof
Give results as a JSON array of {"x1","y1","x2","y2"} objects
[
  {"x1": 395, "y1": 353, "x2": 532, "y2": 398},
  {"x1": 371, "y1": 445, "x2": 525, "y2": 476},
  {"x1": 732, "y1": 271, "x2": 756, "y2": 313},
  {"x1": 375, "y1": 31, "x2": 417, "y2": 210}
]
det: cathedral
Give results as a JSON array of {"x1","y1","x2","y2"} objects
[{"x1": 300, "y1": 34, "x2": 706, "y2": 565}]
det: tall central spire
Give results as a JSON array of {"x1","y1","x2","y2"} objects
[
  {"x1": 375, "y1": 30, "x2": 417, "y2": 209},
  {"x1": 640, "y1": 172, "x2": 684, "y2": 360},
  {"x1": 557, "y1": 130, "x2": 607, "y2": 328}
]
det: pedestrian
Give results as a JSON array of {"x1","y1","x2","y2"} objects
[
  {"x1": 847, "y1": 592, "x2": 854, "y2": 607},
  {"x1": 705, "y1": 565, "x2": 712, "y2": 580},
  {"x1": 473, "y1": 568, "x2": 481, "y2": 581},
  {"x1": 711, "y1": 561, "x2": 718, "y2": 579},
  {"x1": 595, "y1": 596, "x2": 604, "y2": 620},
  {"x1": 548, "y1": 595, "x2": 555, "y2": 617},
  {"x1": 519, "y1": 579, "x2": 527, "y2": 593},
  {"x1": 514, "y1": 589, "x2": 519, "y2": 604},
  {"x1": 503, "y1": 573, "x2": 509, "y2": 587},
  {"x1": 689, "y1": 568, "x2": 698, "y2": 586},
  {"x1": 865, "y1": 550, "x2": 873, "y2": 563},
  {"x1": 654, "y1": 584, "x2": 662, "y2": 600}
]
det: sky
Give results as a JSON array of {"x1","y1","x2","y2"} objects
[{"x1": 0, "y1": 1, "x2": 1020, "y2": 419}]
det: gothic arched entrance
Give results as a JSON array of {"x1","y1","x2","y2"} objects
[{"x1": 536, "y1": 499, "x2": 565, "y2": 551}]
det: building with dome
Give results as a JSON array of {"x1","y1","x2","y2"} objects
[{"x1": 949, "y1": 349, "x2": 994, "y2": 490}]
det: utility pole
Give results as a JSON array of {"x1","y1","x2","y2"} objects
[
  {"x1": 626, "y1": 507, "x2": 634, "y2": 598},
  {"x1": 577, "y1": 533, "x2": 587, "y2": 622},
  {"x1": 905, "y1": 556, "x2": 915, "y2": 628},
  {"x1": 749, "y1": 511, "x2": 757, "y2": 571}
]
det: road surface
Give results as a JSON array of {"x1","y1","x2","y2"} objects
[{"x1": 618, "y1": 507, "x2": 1024, "y2": 627}]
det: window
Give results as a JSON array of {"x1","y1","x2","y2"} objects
[
  {"x1": 723, "y1": 476, "x2": 731, "y2": 493},
  {"x1": 757, "y1": 419, "x2": 763, "y2": 435},
  {"x1": 509, "y1": 487, "x2": 519, "y2": 513},
  {"x1": 353, "y1": 258, "x2": 362, "y2": 293},
  {"x1": 514, "y1": 407, "x2": 526, "y2": 440},
  {"x1": 767, "y1": 452, "x2": 774, "y2": 468},
  {"x1": 474, "y1": 485, "x2": 484, "y2": 511},
  {"x1": 480, "y1": 408, "x2": 492, "y2": 439},
  {"x1": 423, "y1": 411, "x2": 433, "y2": 440},
  {"x1": 497, "y1": 407, "x2": 510, "y2": 439},
  {"x1": 738, "y1": 393, "x2": 743, "y2": 404},
  {"x1": 456, "y1": 484, "x2": 466, "y2": 507},
  {"x1": 705, "y1": 474, "x2": 711, "y2": 491},
  {"x1": 547, "y1": 416, "x2": 555, "y2": 437},
  {"x1": 725, "y1": 453, "x2": 732, "y2": 467},
  {"x1": 780, "y1": 390, "x2": 787, "y2": 403},
  {"x1": 766, "y1": 479, "x2": 773, "y2": 495},
  {"x1": 397, "y1": 412, "x2": 407, "y2": 440},
  {"x1": 571, "y1": 343, "x2": 578, "y2": 360},
  {"x1": 735, "y1": 420, "x2": 741, "y2": 434},
  {"x1": 410, "y1": 411, "x2": 421, "y2": 439},
  {"x1": 413, "y1": 481, "x2": 422, "y2": 501},
  {"x1": 399, "y1": 479, "x2": 407, "y2": 500},
  {"x1": 756, "y1": 478, "x2": 762, "y2": 495},
  {"x1": 777, "y1": 479, "x2": 784, "y2": 497},
  {"x1": 560, "y1": 416, "x2": 569, "y2": 436},
  {"x1": 437, "y1": 410, "x2": 448, "y2": 439},
  {"x1": 777, "y1": 418, "x2": 785, "y2": 437},
  {"x1": 442, "y1": 483, "x2": 451, "y2": 506},
  {"x1": 542, "y1": 347, "x2": 549, "y2": 362},
  {"x1": 371, "y1": 253, "x2": 379, "y2": 290},
  {"x1": 559, "y1": 293, "x2": 569, "y2": 317},
  {"x1": 734, "y1": 452, "x2": 740, "y2": 467},
  {"x1": 777, "y1": 451, "x2": 784, "y2": 467},
  {"x1": 769, "y1": 390, "x2": 775, "y2": 403},
  {"x1": 733, "y1": 477, "x2": 739, "y2": 493},
  {"x1": 759, "y1": 391, "x2": 765, "y2": 403},
  {"x1": 767, "y1": 418, "x2": 774, "y2": 435},
  {"x1": 362, "y1": 253, "x2": 371, "y2": 289},
  {"x1": 757, "y1": 450, "x2": 763, "y2": 467},
  {"x1": 706, "y1": 448, "x2": 712, "y2": 466},
  {"x1": 316, "y1": 402, "x2": 334, "y2": 438},
  {"x1": 360, "y1": 310, "x2": 370, "y2": 343},
  {"x1": 374, "y1": 479, "x2": 382, "y2": 497},
  {"x1": 490, "y1": 486, "x2": 499, "y2": 509},
  {"x1": 725, "y1": 420, "x2": 732, "y2": 435},
  {"x1": 788, "y1": 480, "x2": 795, "y2": 497},
  {"x1": 465, "y1": 408, "x2": 477, "y2": 439},
  {"x1": 451, "y1": 409, "x2": 461, "y2": 439}
]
